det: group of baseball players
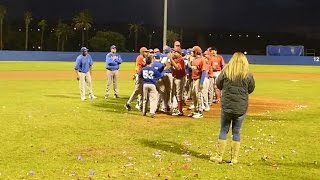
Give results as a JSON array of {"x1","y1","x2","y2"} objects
[
  {"x1": 73, "y1": 42, "x2": 224, "y2": 119},
  {"x1": 124, "y1": 41, "x2": 225, "y2": 119}
]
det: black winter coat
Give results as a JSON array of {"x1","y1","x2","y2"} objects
[{"x1": 216, "y1": 72, "x2": 255, "y2": 115}]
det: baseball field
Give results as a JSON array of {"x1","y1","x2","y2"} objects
[{"x1": 0, "y1": 61, "x2": 319, "y2": 179}]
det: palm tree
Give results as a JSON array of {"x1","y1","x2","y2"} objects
[
  {"x1": 167, "y1": 30, "x2": 179, "y2": 47},
  {"x1": 129, "y1": 23, "x2": 143, "y2": 52},
  {"x1": 0, "y1": 4, "x2": 6, "y2": 50},
  {"x1": 38, "y1": 19, "x2": 47, "y2": 50},
  {"x1": 57, "y1": 23, "x2": 71, "y2": 51},
  {"x1": 55, "y1": 22, "x2": 62, "y2": 51},
  {"x1": 24, "y1": 11, "x2": 32, "y2": 50},
  {"x1": 73, "y1": 10, "x2": 93, "y2": 46}
]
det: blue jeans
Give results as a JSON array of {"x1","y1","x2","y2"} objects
[{"x1": 219, "y1": 110, "x2": 246, "y2": 142}]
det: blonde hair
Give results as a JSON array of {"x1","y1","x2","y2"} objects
[{"x1": 224, "y1": 52, "x2": 249, "y2": 81}]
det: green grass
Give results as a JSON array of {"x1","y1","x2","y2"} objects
[
  {"x1": 0, "y1": 61, "x2": 135, "y2": 71},
  {"x1": 0, "y1": 62, "x2": 319, "y2": 179}
]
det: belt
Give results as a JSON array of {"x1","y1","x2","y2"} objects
[{"x1": 107, "y1": 69, "x2": 118, "y2": 71}]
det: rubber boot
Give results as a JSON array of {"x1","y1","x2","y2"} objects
[
  {"x1": 231, "y1": 141, "x2": 241, "y2": 164},
  {"x1": 210, "y1": 139, "x2": 227, "y2": 163}
]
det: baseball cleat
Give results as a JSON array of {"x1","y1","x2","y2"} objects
[
  {"x1": 124, "y1": 103, "x2": 131, "y2": 111},
  {"x1": 89, "y1": 95, "x2": 97, "y2": 99},
  {"x1": 188, "y1": 104, "x2": 195, "y2": 110},
  {"x1": 192, "y1": 113, "x2": 203, "y2": 119},
  {"x1": 204, "y1": 106, "x2": 211, "y2": 112}
]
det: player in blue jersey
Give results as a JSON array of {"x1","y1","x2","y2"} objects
[
  {"x1": 139, "y1": 56, "x2": 163, "y2": 118},
  {"x1": 74, "y1": 47, "x2": 97, "y2": 101},
  {"x1": 105, "y1": 45, "x2": 123, "y2": 99}
]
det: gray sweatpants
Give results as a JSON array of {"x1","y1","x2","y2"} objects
[
  {"x1": 208, "y1": 77, "x2": 214, "y2": 105},
  {"x1": 143, "y1": 84, "x2": 158, "y2": 115},
  {"x1": 172, "y1": 76, "x2": 186, "y2": 101},
  {"x1": 127, "y1": 74, "x2": 143, "y2": 107},
  {"x1": 192, "y1": 79, "x2": 203, "y2": 113},
  {"x1": 202, "y1": 77, "x2": 210, "y2": 108},
  {"x1": 105, "y1": 70, "x2": 119, "y2": 97},
  {"x1": 78, "y1": 72, "x2": 94, "y2": 99}
]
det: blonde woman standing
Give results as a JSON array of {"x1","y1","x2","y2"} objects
[{"x1": 210, "y1": 52, "x2": 255, "y2": 164}]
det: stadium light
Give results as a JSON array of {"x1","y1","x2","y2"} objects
[{"x1": 163, "y1": 0, "x2": 168, "y2": 48}]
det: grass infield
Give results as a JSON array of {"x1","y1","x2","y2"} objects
[{"x1": 0, "y1": 62, "x2": 319, "y2": 179}]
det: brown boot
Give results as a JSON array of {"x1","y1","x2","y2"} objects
[
  {"x1": 231, "y1": 141, "x2": 241, "y2": 164},
  {"x1": 210, "y1": 139, "x2": 227, "y2": 163}
]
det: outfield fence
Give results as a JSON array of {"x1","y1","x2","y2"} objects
[{"x1": 0, "y1": 50, "x2": 319, "y2": 65}]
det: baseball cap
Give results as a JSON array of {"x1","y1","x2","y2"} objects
[
  {"x1": 110, "y1": 45, "x2": 116, "y2": 49},
  {"x1": 154, "y1": 52, "x2": 162, "y2": 59},
  {"x1": 192, "y1": 46, "x2": 202, "y2": 54},
  {"x1": 80, "y1": 47, "x2": 89, "y2": 52},
  {"x1": 139, "y1": 47, "x2": 149, "y2": 54},
  {"x1": 163, "y1": 46, "x2": 172, "y2": 53},
  {"x1": 172, "y1": 47, "x2": 182, "y2": 55},
  {"x1": 182, "y1": 49, "x2": 187, "y2": 56}
]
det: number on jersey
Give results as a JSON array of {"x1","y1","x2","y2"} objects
[{"x1": 143, "y1": 70, "x2": 154, "y2": 79}]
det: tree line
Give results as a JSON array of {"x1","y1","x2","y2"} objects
[{"x1": 0, "y1": 4, "x2": 180, "y2": 52}]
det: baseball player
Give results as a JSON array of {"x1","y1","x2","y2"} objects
[
  {"x1": 190, "y1": 46, "x2": 207, "y2": 118},
  {"x1": 152, "y1": 52, "x2": 166, "y2": 112},
  {"x1": 202, "y1": 51, "x2": 211, "y2": 111},
  {"x1": 74, "y1": 47, "x2": 97, "y2": 100},
  {"x1": 160, "y1": 46, "x2": 173, "y2": 113},
  {"x1": 184, "y1": 49, "x2": 193, "y2": 103},
  {"x1": 206, "y1": 49, "x2": 215, "y2": 106},
  {"x1": 125, "y1": 47, "x2": 149, "y2": 111},
  {"x1": 169, "y1": 47, "x2": 186, "y2": 116},
  {"x1": 139, "y1": 56, "x2": 163, "y2": 118},
  {"x1": 210, "y1": 46, "x2": 225, "y2": 103},
  {"x1": 105, "y1": 45, "x2": 122, "y2": 99}
]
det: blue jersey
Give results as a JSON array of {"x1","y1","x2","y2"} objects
[
  {"x1": 139, "y1": 66, "x2": 162, "y2": 85},
  {"x1": 152, "y1": 61, "x2": 165, "y2": 73},
  {"x1": 106, "y1": 52, "x2": 122, "y2": 71},
  {"x1": 74, "y1": 54, "x2": 93, "y2": 73},
  {"x1": 184, "y1": 57, "x2": 192, "y2": 75}
]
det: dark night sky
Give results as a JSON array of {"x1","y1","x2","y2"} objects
[{"x1": 2, "y1": 0, "x2": 320, "y2": 32}]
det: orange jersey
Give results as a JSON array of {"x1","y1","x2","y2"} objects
[
  {"x1": 172, "y1": 57, "x2": 186, "y2": 79},
  {"x1": 191, "y1": 57, "x2": 206, "y2": 80},
  {"x1": 135, "y1": 55, "x2": 146, "y2": 74},
  {"x1": 212, "y1": 55, "x2": 225, "y2": 71}
]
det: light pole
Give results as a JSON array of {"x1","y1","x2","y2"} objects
[{"x1": 163, "y1": 0, "x2": 168, "y2": 48}]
